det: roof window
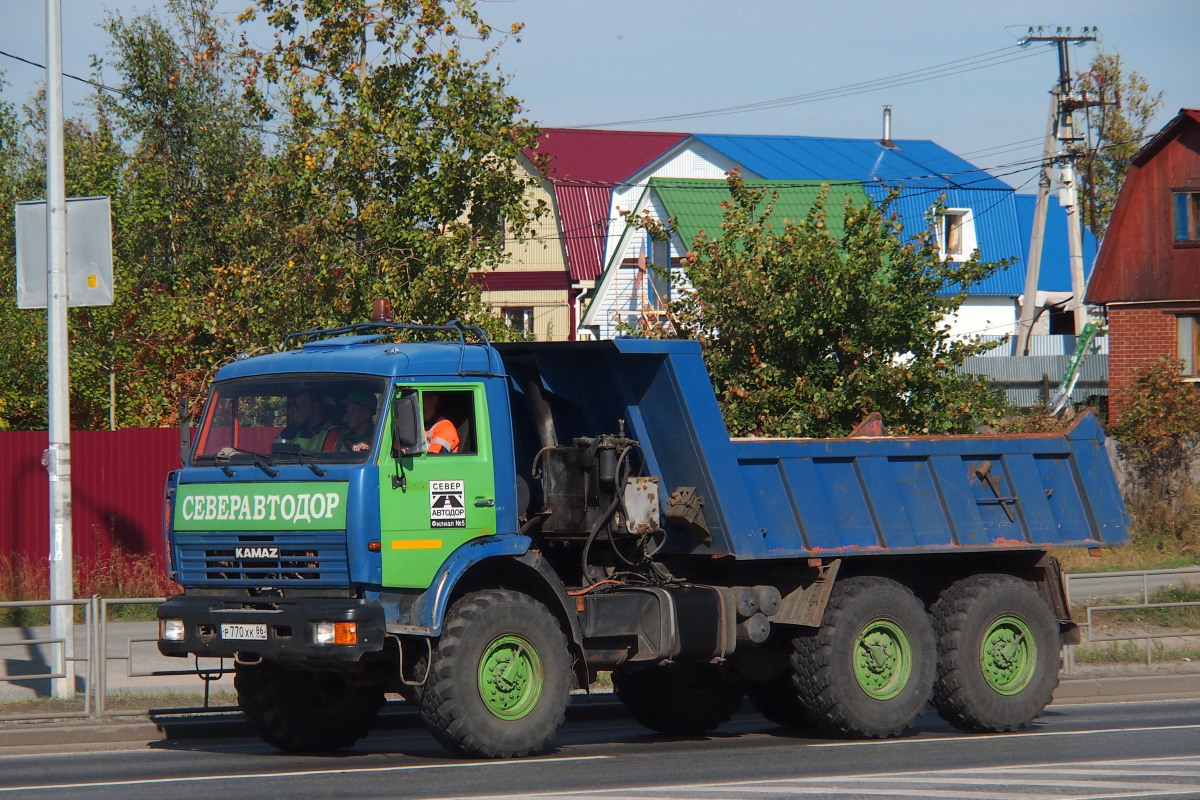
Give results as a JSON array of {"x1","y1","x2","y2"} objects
[{"x1": 938, "y1": 208, "x2": 976, "y2": 262}]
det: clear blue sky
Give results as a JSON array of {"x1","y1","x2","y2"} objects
[{"x1": 1, "y1": 0, "x2": 1196, "y2": 192}]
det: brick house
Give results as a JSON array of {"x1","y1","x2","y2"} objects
[{"x1": 1085, "y1": 109, "x2": 1200, "y2": 420}]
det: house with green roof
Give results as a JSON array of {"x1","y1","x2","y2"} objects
[{"x1": 581, "y1": 178, "x2": 869, "y2": 339}]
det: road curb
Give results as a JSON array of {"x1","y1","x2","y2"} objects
[
  {"x1": 1, "y1": 675, "x2": 1195, "y2": 749},
  {"x1": 0, "y1": 692, "x2": 628, "y2": 749},
  {"x1": 1052, "y1": 673, "x2": 1200, "y2": 704}
]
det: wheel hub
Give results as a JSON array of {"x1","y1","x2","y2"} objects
[
  {"x1": 854, "y1": 619, "x2": 911, "y2": 700},
  {"x1": 478, "y1": 634, "x2": 543, "y2": 720},
  {"x1": 981, "y1": 615, "x2": 1036, "y2": 695}
]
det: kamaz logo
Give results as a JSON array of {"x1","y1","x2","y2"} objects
[{"x1": 235, "y1": 546, "x2": 279, "y2": 559}]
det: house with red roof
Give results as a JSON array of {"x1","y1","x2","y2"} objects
[
  {"x1": 475, "y1": 128, "x2": 686, "y2": 340},
  {"x1": 1085, "y1": 108, "x2": 1200, "y2": 420}
]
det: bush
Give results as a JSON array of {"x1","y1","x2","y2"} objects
[{"x1": 1109, "y1": 358, "x2": 1200, "y2": 553}]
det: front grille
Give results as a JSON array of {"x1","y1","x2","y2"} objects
[{"x1": 174, "y1": 532, "x2": 349, "y2": 586}]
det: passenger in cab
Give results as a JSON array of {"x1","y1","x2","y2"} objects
[
  {"x1": 341, "y1": 390, "x2": 378, "y2": 453},
  {"x1": 282, "y1": 391, "x2": 341, "y2": 452},
  {"x1": 423, "y1": 392, "x2": 459, "y2": 454}
]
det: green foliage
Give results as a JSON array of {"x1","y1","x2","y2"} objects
[
  {"x1": 635, "y1": 171, "x2": 1006, "y2": 437},
  {"x1": 1077, "y1": 50, "x2": 1164, "y2": 240},
  {"x1": 1109, "y1": 358, "x2": 1200, "y2": 553},
  {"x1": 0, "y1": 0, "x2": 540, "y2": 430},
  {"x1": 232, "y1": 0, "x2": 543, "y2": 335},
  {"x1": 1110, "y1": 358, "x2": 1200, "y2": 482}
]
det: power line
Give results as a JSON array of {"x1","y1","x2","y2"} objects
[
  {"x1": 0, "y1": 47, "x2": 132, "y2": 100},
  {"x1": 570, "y1": 46, "x2": 1046, "y2": 128}
]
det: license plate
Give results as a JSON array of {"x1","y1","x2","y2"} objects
[{"x1": 221, "y1": 623, "x2": 267, "y2": 640}]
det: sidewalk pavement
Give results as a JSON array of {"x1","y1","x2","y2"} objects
[{"x1": 0, "y1": 621, "x2": 1196, "y2": 749}]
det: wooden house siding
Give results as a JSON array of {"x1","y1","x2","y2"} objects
[
  {"x1": 1083, "y1": 109, "x2": 1200, "y2": 419},
  {"x1": 476, "y1": 165, "x2": 575, "y2": 339},
  {"x1": 1086, "y1": 112, "x2": 1200, "y2": 303}
]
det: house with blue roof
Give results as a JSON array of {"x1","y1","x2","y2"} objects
[{"x1": 581, "y1": 132, "x2": 1099, "y2": 358}]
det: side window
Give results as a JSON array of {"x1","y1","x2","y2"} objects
[
  {"x1": 1178, "y1": 315, "x2": 1200, "y2": 377},
  {"x1": 421, "y1": 389, "x2": 477, "y2": 455},
  {"x1": 1174, "y1": 191, "x2": 1200, "y2": 244}
]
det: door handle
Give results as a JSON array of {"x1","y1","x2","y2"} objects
[{"x1": 474, "y1": 498, "x2": 495, "y2": 507}]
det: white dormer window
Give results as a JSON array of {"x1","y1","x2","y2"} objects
[{"x1": 939, "y1": 208, "x2": 976, "y2": 261}]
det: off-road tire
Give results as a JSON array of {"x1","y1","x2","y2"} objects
[
  {"x1": 791, "y1": 575, "x2": 935, "y2": 738},
  {"x1": 418, "y1": 589, "x2": 570, "y2": 758},
  {"x1": 930, "y1": 573, "x2": 1060, "y2": 732},
  {"x1": 612, "y1": 662, "x2": 744, "y2": 735},
  {"x1": 235, "y1": 660, "x2": 384, "y2": 753},
  {"x1": 744, "y1": 671, "x2": 813, "y2": 729}
]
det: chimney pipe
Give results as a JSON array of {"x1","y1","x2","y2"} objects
[{"x1": 880, "y1": 105, "x2": 895, "y2": 149}]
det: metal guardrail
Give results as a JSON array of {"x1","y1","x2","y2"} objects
[
  {"x1": 1063, "y1": 567, "x2": 1200, "y2": 671},
  {"x1": 1066, "y1": 566, "x2": 1200, "y2": 603},
  {"x1": 0, "y1": 596, "x2": 235, "y2": 722},
  {"x1": 0, "y1": 570, "x2": 1196, "y2": 722},
  {"x1": 94, "y1": 598, "x2": 235, "y2": 718},
  {"x1": 0, "y1": 597, "x2": 95, "y2": 720},
  {"x1": 1081, "y1": 601, "x2": 1200, "y2": 666}
]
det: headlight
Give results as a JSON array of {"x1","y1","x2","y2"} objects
[
  {"x1": 161, "y1": 618, "x2": 185, "y2": 641},
  {"x1": 314, "y1": 621, "x2": 358, "y2": 645}
]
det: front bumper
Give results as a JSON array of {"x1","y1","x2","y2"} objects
[{"x1": 157, "y1": 594, "x2": 387, "y2": 664}]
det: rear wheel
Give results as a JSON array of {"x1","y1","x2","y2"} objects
[
  {"x1": 744, "y1": 671, "x2": 813, "y2": 729},
  {"x1": 235, "y1": 660, "x2": 384, "y2": 753},
  {"x1": 791, "y1": 576, "x2": 935, "y2": 738},
  {"x1": 613, "y1": 662, "x2": 743, "y2": 735},
  {"x1": 418, "y1": 589, "x2": 570, "y2": 758},
  {"x1": 930, "y1": 573, "x2": 1060, "y2": 732}
]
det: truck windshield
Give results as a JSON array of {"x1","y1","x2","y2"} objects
[{"x1": 190, "y1": 375, "x2": 387, "y2": 465}]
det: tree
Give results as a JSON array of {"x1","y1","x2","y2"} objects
[
  {"x1": 0, "y1": 70, "x2": 32, "y2": 430},
  {"x1": 0, "y1": 79, "x2": 130, "y2": 430},
  {"x1": 232, "y1": 0, "x2": 545, "y2": 337},
  {"x1": 636, "y1": 172, "x2": 1005, "y2": 438},
  {"x1": 1077, "y1": 50, "x2": 1163, "y2": 240}
]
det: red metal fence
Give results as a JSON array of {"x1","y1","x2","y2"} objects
[{"x1": 0, "y1": 429, "x2": 180, "y2": 566}]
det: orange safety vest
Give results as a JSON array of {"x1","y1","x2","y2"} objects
[{"x1": 426, "y1": 417, "x2": 459, "y2": 454}]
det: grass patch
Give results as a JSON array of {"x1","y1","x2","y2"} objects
[
  {"x1": 1074, "y1": 641, "x2": 1200, "y2": 665},
  {"x1": 1053, "y1": 541, "x2": 1199, "y2": 574}
]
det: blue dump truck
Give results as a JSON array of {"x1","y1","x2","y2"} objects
[{"x1": 157, "y1": 319, "x2": 1129, "y2": 758}]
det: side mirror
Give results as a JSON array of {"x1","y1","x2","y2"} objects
[{"x1": 391, "y1": 392, "x2": 421, "y2": 454}]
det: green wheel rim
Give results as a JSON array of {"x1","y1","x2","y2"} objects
[
  {"x1": 478, "y1": 634, "x2": 543, "y2": 720},
  {"x1": 853, "y1": 618, "x2": 912, "y2": 700},
  {"x1": 980, "y1": 615, "x2": 1037, "y2": 695}
]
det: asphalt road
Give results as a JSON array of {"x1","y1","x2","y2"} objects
[{"x1": 0, "y1": 698, "x2": 1196, "y2": 800}]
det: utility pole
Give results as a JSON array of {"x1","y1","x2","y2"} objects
[
  {"x1": 1013, "y1": 26, "x2": 1100, "y2": 356},
  {"x1": 44, "y1": 0, "x2": 75, "y2": 701}
]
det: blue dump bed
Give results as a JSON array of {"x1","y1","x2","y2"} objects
[{"x1": 496, "y1": 338, "x2": 1130, "y2": 560}]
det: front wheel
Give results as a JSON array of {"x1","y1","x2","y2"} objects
[
  {"x1": 930, "y1": 573, "x2": 1060, "y2": 732},
  {"x1": 791, "y1": 576, "x2": 935, "y2": 739},
  {"x1": 235, "y1": 661, "x2": 384, "y2": 753},
  {"x1": 419, "y1": 589, "x2": 571, "y2": 758}
]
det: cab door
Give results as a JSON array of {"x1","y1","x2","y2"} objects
[{"x1": 378, "y1": 383, "x2": 497, "y2": 589}]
